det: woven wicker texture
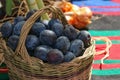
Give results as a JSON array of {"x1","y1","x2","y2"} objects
[{"x1": 0, "y1": 6, "x2": 95, "y2": 80}]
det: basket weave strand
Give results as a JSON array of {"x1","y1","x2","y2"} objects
[{"x1": 0, "y1": 6, "x2": 95, "y2": 80}]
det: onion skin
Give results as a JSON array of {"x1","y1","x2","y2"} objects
[{"x1": 54, "y1": 1, "x2": 93, "y2": 29}]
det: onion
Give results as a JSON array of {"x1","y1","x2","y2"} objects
[{"x1": 80, "y1": 7, "x2": 92, "y2": 19}]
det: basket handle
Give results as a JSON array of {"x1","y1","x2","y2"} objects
[
  {"x1": 92, "y1": 36, "x2": 112, "y2": 69},
  {"x1": 15, "y1": 6, "x2": 68, "y2": 63}
]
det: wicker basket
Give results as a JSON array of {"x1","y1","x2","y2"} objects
[{"x1": 0, "y1": 6, "x2": 95, "y2": 80}]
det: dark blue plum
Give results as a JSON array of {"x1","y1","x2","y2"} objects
[
  {"x1": 69, "y1": 39, "x2": 84, "y2": 57},
  {"x1": 25, "y1": 35, "x2": 40, "y2": 51},
  {"x1": 39, "y1": 45, "x2": 52, "y2": 50},
  {"x1": 14, "y1": 16, "x2": 25, "y2": 25},
  {"x1": 1, "y1": 21, "x2": 13, "y2": 38},
  {"x1": 34, "y1": 45, "x2": 52, "y2": 62},
  {"x1": 26, "y1": 9, "x2": 40, "y2": 22},
  {"x1": 63, "y1": 25, "x2": 77, "y2": 41},
  {"x1": 77, "y1": 30, "x2": 91, "y2": 48},
  {"x1": 64, "y1": 52, "x2": 76, "y2": 62},
  {"x1": 7, "y1": 35, "x2": 19, "y2": 51},
  {"x1": 51, "y1": 23, "x2": 64, "y2": 37},
  {"x1": 39, "y1": 30, "x2": 57, "y2": 46},
  {"x1": 30, "y1": 22, "x2": 46, "y2": 36},
  {"x1": 47, "y1": 49, "x2": 64, "y2": 64},
  {"x1": 13, "y1": 21, "x2": 25, "y2": 36},
  {"x1": 55, "y1": 36, "x2": 70, "y2": 53},
  {"x1": 48, "y1": 18, "x2": 61, "y2": 29}
]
